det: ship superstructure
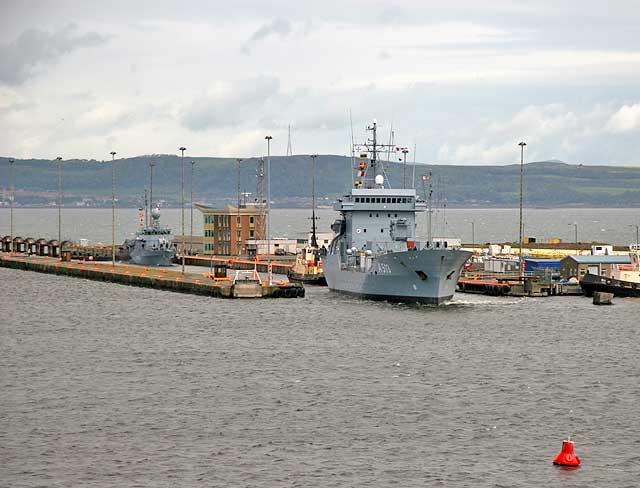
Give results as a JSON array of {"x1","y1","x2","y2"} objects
[{"x1": 324, "y1": 120, "x2": 472, "y2": 304}]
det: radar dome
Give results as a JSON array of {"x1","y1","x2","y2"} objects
[
  {"x1": 151, "y1": 206, "x2": 161, "y2": 220},
  {"x1": 375, "y1": 174, "x2": 384, "y2": 185}
]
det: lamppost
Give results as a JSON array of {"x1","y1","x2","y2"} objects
[
  {"x1": 110, "y1": 151, "x2": 116, "y2": 265},
  {"x1": 149, "y1": 162, "x2": 155, "y2": 224},
  {"x1": 179, "y1": 147, "x2": 186, "y2": 274},
  {"x1": 518, "y1": 141, "x2": 526, "y2": 277},
  {"x1": 402, "y1": 147, "x2": 409, "y2": 189},
  {"x1": 471, "y1": 221, "x2": 475, "y2": 252},
  {"x1": 190, "y1": 160, "x2": 195, "y2": 255},
  {"x1": 310, "y1": 154, "x2": 318, "y2": 248},
  {"x1": 56, "y1": 156, "x2": 62, "y2": 258},
  {"x1": 568, "y1": 222, "x2": 578, "y2": 255},
  {"x1": 236, "y1": 158, "x2": 243, "y2": 255},
  {"x1": 9, "y1": 159, "x2": 14, "y2": 253},
  {"x1": 265, "y1": 135, "x2": 272, "y2": 259},
  {"x1": 630, "y1": 224, "x2": 639, "y2": 248}
]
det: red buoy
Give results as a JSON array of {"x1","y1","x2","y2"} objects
[{"x1": 553, "y1": 438, "x2": 580, "y2": 467}]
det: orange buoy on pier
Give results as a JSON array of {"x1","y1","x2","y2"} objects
[{"x1": 553, "y1": 438, "x2": 580, "y2": 467}]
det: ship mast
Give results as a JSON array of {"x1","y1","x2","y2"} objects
[{"x1": 353, "y1": 119, "x2": 397, "y2": 189}]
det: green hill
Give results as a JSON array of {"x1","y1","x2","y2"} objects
[{"x1": 1, "y1": 155, "x2": 640, "y2": 207}]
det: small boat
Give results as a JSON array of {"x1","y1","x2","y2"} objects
[
  {"x1": 289, "y1": 246, "x2": 327, "y2": 285},
  {"x1": 288, "y1": 154, "x2": 327, "y2": 286},
  {"x1": 581, "y1": 244, "x2": 640, "y2": 298}
]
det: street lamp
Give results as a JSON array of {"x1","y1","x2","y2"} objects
[
  {"x1": 149, "y1": 162, "x2": 155, "y2": 225},
  {"x1": 55, "y1": 156, "x2": 62, "y2": 258},
  {"x1": 310, "y1": 154, "x2": 318, "y2": 248},
  {"x1": 471, "y1": 221, "x2": 475, "y2": 252},
  {"x1": 518, "y1": 142, "x2": 526, "y2": 277},
  {"x1": 630, "y1": 224, "x2": 639, "y2": 248},
  {"x1": 110, "y1": 151, "x2": 116, "y2": 265},
  {"x1": 568, "y1": 222, "x2": 578, "y2": 255},
  {"x1": 190, "y1": 160, "x2": 196, "y2": 255},
  {"x1": 9, "y1": 159, "x2": 14, "y2": 253},
  {"x1": 236, "y1": 158, "x2": 243, "y2": 255},
  {"x1": 265, "y1": 135, "x2": 272, "y2": 260},
  {"x1": 179, "y1": 147, "x2": 186, "y2": 274}
]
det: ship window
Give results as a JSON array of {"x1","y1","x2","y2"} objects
[
  {"x1": 395, "y1": 214, "x2": 397, "y2": 217},
  {"x1": 376, "y1": 213, "x2": 379, "y2": 217},
  {"x1": 388, "y1": 213, "x2": 391, "y2": 217},
  {"x1": 364, "y1": 228, "x2": 367, "y2": 233},
  {"x1": 369, "y1": 213, "x2": 372, "y2": 217},
  {"x1": 355, "y1": 197, "x2": 360, "y2": 202},
  {"x1": 366, "y1": 198, "x2": 371, "y2": 203},
  {"x1": 402, "y1": 198, "x2": 407, "y2": 203},
  {"x1": 380, "y1": 228, "x2": 384, "y2": 233},
  {"x1": 376, "y1": 198, "x2": 381, "y2": 203}
]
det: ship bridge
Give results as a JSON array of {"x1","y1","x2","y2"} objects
[{"x1": 334, "y1": 188, "x2": 426, "y2": 251}]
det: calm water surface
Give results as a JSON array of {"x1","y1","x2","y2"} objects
[
  {"x1": 1, "y1": 207, "x2": 639, "y2": 245},
  {"x1": 1, "y1": 268, "x2": 639, "y2": 487}
]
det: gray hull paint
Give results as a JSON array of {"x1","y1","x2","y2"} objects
[
  {"x1": 130, "y1": 248, "x2": 174, "y2": 267},
  {"x1": 324, "y1": 248, "x2": 471, "y2": 304}
]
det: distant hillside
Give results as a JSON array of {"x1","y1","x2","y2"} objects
[{"x1": 1, "y1": 155, "x2": 640, "y2": 207}]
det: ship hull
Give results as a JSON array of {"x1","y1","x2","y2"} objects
[
  {"x1": 324, "y1": 248, "x2": 472, "y2": 304},
  {"x1": 288, "y1": 272, "x2": 327, "y2": 286},
  {"x1": 130, "y1": 248, "x2": 175, "y2": 267},
  {"x1": 580, "y1": 273, "x2": 640, "y2": 298}
]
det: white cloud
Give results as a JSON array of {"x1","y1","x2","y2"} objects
[{"x1": 605, "y1": 103, "x2": 640, "y2": 133}]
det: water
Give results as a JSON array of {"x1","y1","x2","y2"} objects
[
  {"x1": 1, "y1": 268, "x2": 639, "y2": 486},
  {"x1": 1, "y1": 207, "x2": 639, "y2": 245}
]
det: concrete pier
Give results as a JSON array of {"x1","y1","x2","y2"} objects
[{"x1": 0, "y1": 253, "x2": 304, "y2": 299}]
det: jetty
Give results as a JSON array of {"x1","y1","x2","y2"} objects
[{"x1": 0, "y1": 253, "x2": 304, "y2": 299}]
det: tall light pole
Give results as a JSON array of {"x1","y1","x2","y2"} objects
[
  {"x1": 190, "y1": 160, "x2": 195, "y2": 254},
  {"x1": 630, "y1": 224, "x2": 640, "y2": 248},
  {"x1": 149, "y1": 162, "x2": 155, "y2": 224},
  {"x1": 179, "y1": 147, "x2": 186, "y2": 274},
  {"x1": 56, "y1": 156, "x2": 62, "y2": 258},
  {"x1": 9, "y1": 159, "x2": 14, "y2": 253},
  {"x1": 568, "y1": 222, "x2": 578, "y2": 255},
  {"x1": 310, "y1": 154, "x2": 318, "y2": 248},
  {"x1": 471, "y1": 221, "x2": 475, "y2": 252},
  {"x1": 110, "y1": 151, "x2": 116, "y2": 264},
  {"x1": 518, "y1": 142, "x2": 526, "y2": 278},
  {"x1": 265, "y1": 135, "x2": 272, "y2": 258},
  {"x1": 236, "y1": 158, "x2": 243, "y2": 255},
  {"x1": 402, "y1": 148, "x2": 409, "y2": 189}
]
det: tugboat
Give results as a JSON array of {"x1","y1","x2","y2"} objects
[
  {"x1": 581, "y1": 244, "x2": 640, "y2": 297},
  {"x1": 324, "y1": 120, "x2": 472, "y2": 304},
  {"x1": 288, "y1": 154, "x2": 328, "y2": 286},
  {"x1": 120, "y1": 205, "x2": 175, "y2": 266}
]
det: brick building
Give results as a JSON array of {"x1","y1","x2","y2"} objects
[{"x1": 196, "y1": 203, "x2": 266, "y2": 256}]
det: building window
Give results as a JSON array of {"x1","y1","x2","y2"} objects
[
  {"x1": 237, "y1": 216, "x2": 241, "y2": 224},
  {"x1": 250, "y1": 216, "x2": 254, "y2": 224},
  {"x1": 250, "y1": 230, "x2": 254, "y2": 238}
]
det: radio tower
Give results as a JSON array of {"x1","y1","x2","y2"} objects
[{"x1": 286, "y1": 123, "x2": 293, "y2": 156}]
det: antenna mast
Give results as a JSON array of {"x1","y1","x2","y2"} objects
[
  {"x1": 286, "y1": 124, "x2": 293, "y2": 156},
  {"x1": 255, "y1": 158, "x2": 266, "y2": 241}
]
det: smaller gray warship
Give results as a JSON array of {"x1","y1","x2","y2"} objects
[{"x1": 121, "y1": 206, "x2": 175, "y2": 266}]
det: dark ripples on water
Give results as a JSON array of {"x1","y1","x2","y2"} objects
[{"x1": 1, "y1": 268, "x2": 639, "y2": 487}]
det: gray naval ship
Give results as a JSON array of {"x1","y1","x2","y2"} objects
[
  {"x1": 121, "y1": 206, "x2": 175, "y2": 266},
  {"x1": 324, "y1": 120, "x2": 472, "y2": 304}
]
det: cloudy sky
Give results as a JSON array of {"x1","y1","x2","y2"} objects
[{"x1": 1, "y1": 0, "x2": 640, "y2": 164}]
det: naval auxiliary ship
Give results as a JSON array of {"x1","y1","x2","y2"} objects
[{"x1": 324, "y1": 120, "x2": 472, "y2": 304}]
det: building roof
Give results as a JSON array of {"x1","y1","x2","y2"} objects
[
  {"x1": 562, "y1": 255, "x2": 631, "y2": 264},
  {"x1": 195, "y1": 203, "x2": 264, "y2": 215}
]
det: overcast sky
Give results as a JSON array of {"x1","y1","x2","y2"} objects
[{"x1": 1, "y1": 0, "x2": 640, "y2": 164}]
